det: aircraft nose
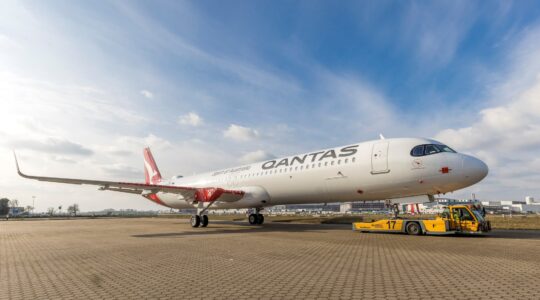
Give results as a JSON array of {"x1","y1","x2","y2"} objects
[{"x1": 462, "y1": 155, "x2": 488, "y2": 184}]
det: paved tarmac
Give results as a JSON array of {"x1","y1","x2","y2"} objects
[{"x1": 1, "y1": 218, "x2": 539, "y2": 299}]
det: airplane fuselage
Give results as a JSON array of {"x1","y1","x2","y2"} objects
[{"x1": 155, "y1": 138, "x2": 488, "y2": 209}]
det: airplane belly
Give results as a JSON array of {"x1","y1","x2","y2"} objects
[{"x1": 263, "y1": 173, "x2": 328, "y2": 204}]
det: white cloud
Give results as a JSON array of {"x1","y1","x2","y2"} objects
[
  {"x1": 140, "y1": 89, "x2": 154, "y2": 99},
  {"x1": 436, "y1": 92, "x2": 540, "y2": 153},
  {"x1": 223, "y1": 124, "x2": 259, "y2": 141},
  {"x1": 101, "y1": 163, "x2": 141, "y2": 179},
  {"x1": 178, "y1": 112, "x2": 203, "y2": 126},
  {"x1": 8, "y1": 136, "x2": 94, "y2": 156},
  {"x1": 115, "y1": 134, "x2": 173, "y2": 151},
  {"x1": 435, "y1": 25, "x2": 540, "y2": 200},
  {"x1": 0, "y1": 33, "x2": 20, "y2": 50},
  {"x1": 238, "y1": 150, "x2": 275, "y2": 164},
  {"x1": 401, "y1": 1, "x2": 476, "y2": 67}
]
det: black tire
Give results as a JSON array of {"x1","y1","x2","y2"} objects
[
  {"x1": 406, "y1": 222, "x2": 422, "y2": 235},
  {"x1": 190, "y1": 215, "x2": 201, "y2": 228},
  {"x1": 257, "y1": 214, "x2": 264, "y2": 225},
  {"x1": 201, "y1": 215, "x2": 209, "y2": 227},
  {"x1": 248, "y1": 214, "x2": 258, "y2": 225}
]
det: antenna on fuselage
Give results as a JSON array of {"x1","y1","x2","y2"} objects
[{"x1": 379, "y1": 134, "x2": 385, "y2": 140}]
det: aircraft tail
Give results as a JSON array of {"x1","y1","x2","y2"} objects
[{"x1": 143, "y1": 147, "x2": 162, "y2": 184}]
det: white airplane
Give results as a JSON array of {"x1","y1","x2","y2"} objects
[{"x1": 15, "y1": 137, "x2": 488, "y2": 228}]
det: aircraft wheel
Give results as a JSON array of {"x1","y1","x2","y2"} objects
[
  {"x1": 201, "y1": 215, "x2": 209, "y2": 227},
  {"x1": 257, "y1": 214, "x2": 264, "y2": 225},
  {"x1": 248, "y1": 214, "x2": 258, "y2": 225},
  {"x1": 190, "y1": 215, "x2": 201, "y2": 228},
  {"x1": 406, "y1": 222, "x2": 422, "y2": 235}
]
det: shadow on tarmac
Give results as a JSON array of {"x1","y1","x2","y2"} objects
[
  {"x1": 132, "y1": 221, "x2": 346, "y2": 238},
  {"x1": 132, "y1": 221, "x2": 540, "y2": 240},
  {"x1": 464, "y1": 230, "x2": 540, "y2": 240}
]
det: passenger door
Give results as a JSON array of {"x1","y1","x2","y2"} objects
[{"x1": 371, "y1": 141, "x2": 390, "y2": 174}]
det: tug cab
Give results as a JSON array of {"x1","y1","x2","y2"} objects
[{"x1": 352, "y1": 205, "x2": 491, "y2": 235}]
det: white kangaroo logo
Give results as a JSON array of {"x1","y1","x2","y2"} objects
[{"x1": 144, "y1": 158, "x2": 158, "y2": 181}]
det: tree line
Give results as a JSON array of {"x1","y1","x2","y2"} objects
[{"x1": 0, "y1": 197, "x2": 80, "y2": 216}]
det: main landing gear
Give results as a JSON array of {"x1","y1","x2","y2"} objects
[
  {"x1": 190, "y1": 214, "x2": 209, "y2": 228},
  {"x1": 190, "y1": 201, "x2": 215, "y2": 228},
  {"x1": 248, "y1": 208, "x2": 264, "y2": 225}
]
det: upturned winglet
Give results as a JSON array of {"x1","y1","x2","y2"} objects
[{"x1": 13, "y1": 151, "x2": 23, "y2": 177}]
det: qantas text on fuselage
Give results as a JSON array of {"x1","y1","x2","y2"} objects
[{"x1": 15, "y1": 137, "x2": 488, "y2": 228}]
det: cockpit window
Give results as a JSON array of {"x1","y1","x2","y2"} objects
[
  {"x1": 436, "y1": 144, "x2": 457, "y2": 153},
  {"x1": 424, "y1": 145, "x2": 440, "y2": 155},
  {"x1": 411, "y1": 145, "x2": 425, "y2": 156},
  {"x1": 410, "y1": 144, "x2": 457, "y2": 156}
]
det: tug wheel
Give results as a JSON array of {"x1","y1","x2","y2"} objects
[{"x1": 406, "y1": 222, "x2": 422, "y2": 235}]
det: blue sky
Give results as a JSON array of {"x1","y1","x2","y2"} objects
[{"x1": 1, "y1": 1, "x2": 540, "y2": 211}]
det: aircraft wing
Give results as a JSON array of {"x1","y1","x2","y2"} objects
[{"x1": 14, "y1": 154, "x2": 244, "y2": 203}]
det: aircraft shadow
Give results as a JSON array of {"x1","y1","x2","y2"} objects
[
  {"x1": 462, "y1": 230, "x2": 540, "y2": 240},
  {"x1": 132, "y1": 221, "x2": 540, "y2": 240},
  {"x1": 132, "y1": 221, "x2": 347, "y2": 238}
]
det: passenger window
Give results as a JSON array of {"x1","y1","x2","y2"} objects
[
  {"x1": 344, "y1": 158, "x2": 348, "y2": 163},
  {"x1": 411, "y1": 145, "x2": 425, "y2": 156},
  {"x1": 352, "y1": 157, "x2": 356, "y2": 162},
  {"x1": 337, "y1": 160, "x2": 341, "y2": 165}
]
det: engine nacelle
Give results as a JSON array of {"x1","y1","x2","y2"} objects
[{"x1": 230, "y1": 186, "x2": 271, "y2": 208}]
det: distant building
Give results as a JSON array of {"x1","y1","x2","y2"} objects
[
  {"x1": 284, "y1": 203, "x2": 340, "y2": 212},
  {"x1": 340, "y1": 203, "x2": 352, "y2": 213},
  {"x1": 436, "y1": 198, "x2": 477, "y2": 205},
  {"x1": 339, "y1": 201, "x2": 387, "y2": 213},
  {"x1": 482, "y1": 196, "x2": 540, "y2": 213},
  {"x1": 9, "y1": 207, "x2": 25, "y2": 216}
]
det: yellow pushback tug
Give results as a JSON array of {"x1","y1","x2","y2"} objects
[{"x1": 353, "y1": 205, "x2": 491, "y2": 235}]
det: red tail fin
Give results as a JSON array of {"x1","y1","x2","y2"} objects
[{"x1": 143, "y1": 147, "x2": 162, "y2": 184}]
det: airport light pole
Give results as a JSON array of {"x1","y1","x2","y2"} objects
[{"x1": 32, "y1": 196, "x2": 35, "y2": 215}]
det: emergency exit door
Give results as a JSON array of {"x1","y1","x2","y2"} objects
[{"x1": 371, "y1": 142, "x2": 389, "y2": 174}]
